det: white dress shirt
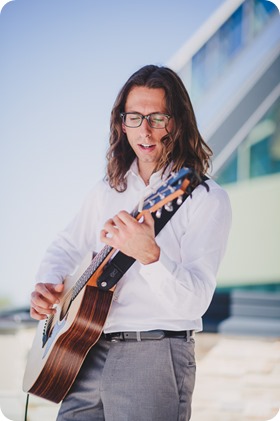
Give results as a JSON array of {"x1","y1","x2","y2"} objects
[{"x1": 36, "y1": 160, "x2": 232, "y2": 333}]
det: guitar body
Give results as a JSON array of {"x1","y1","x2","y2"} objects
[{"x1": 23, "y1": 254, "x2": 114, "y2": 403}]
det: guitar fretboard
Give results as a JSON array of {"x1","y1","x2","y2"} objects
[{"x1": 71, "y1": 245, "x2": 113, "y2": 300}]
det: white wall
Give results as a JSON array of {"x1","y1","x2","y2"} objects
[{"x1": 217, "y1": 173, "x2": 280, "y2": 286}]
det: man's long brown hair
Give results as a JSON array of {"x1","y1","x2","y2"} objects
[{"x1": 106, "y1": 65, "x2": 212, "y2": 192}]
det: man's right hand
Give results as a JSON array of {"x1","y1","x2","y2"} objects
[{"x1": 30, "y1": 283, "x2": 64, "y2": 320}]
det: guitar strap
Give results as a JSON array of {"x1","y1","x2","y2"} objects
[{"x1": 97, "y1": 175, "x2": 209, "y2": 291}]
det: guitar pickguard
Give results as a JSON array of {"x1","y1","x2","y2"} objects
[{"x1": 42, "y1": 316, "x2": 67, "y2": 358}]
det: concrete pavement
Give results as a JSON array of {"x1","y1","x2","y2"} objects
[{"x1": 0, "y1": 329, "x2": 279, "y2": 420}]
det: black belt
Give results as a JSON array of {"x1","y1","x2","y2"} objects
[{"x1": 103, "y1": 330, "x2": 194, "y2": 342}]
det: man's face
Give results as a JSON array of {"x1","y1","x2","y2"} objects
[{"x1": 123, "y1": 86, "x2": 171, "y2": 178}]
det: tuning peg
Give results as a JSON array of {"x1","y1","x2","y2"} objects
[
  {"x1": 177, "y1": 196, "x2": 183, "y2": 205},
  {"x1": 156, "y1": 208, "x2": 162, "y2": 218},
  {"x1": 164, "y1": 202, "x2": 173, "y2": 212}
]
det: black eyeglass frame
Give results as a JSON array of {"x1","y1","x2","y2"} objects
[{"x1": 120, "y1": 112, "x2": 171, "y2": 129}]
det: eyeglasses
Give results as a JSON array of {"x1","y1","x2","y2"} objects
[{"x1": 120, "y1": 112, "x2": 171, "y2": 129}]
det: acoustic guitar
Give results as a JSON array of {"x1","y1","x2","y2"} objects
[{"x1": 23, "y1": 167, "x2": 197, "y2": 403}]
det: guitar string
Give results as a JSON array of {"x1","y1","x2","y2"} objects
[{"x1": 44, "y1": 245, "x2": 114, "y2": 335}]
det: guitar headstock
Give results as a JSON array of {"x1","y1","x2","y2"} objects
[{"x1": 140, "y1": 167, "x2": 203, "y2": 217}]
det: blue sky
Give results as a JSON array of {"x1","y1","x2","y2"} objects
[{"x1": 0, "y1": 0, "x2": 227, "y2": 306}]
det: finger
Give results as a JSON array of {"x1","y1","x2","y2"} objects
[
  {"x1": 31, "y1": 288, "x2": 59, "y2": 313},
  {"x1": 112, "y1": 215, "x2": 126, "y2": 229},
  {"x1": 103, "y1": 218, "x2": 117, "y2": 234},
  {"x1": 35, "y1": 282, "x2": 63, "y2": 304},
  {"x1": 100, "y1": 229, "x2": 113, "y2": 243},
  {"x1": 141, "y1": 210, "x2": 155, "y2": 227},
  {"x1": 30, "y1": 307, "x2": 45, "y2": 320},
  {"x1": 31, "y1": 292, "x2": 57, "y2": 310},
  {"x1": 117, "y1": 210, "x2": 137, "y2": 226},
  {"x1": 30, "y1": 306, "x2": 51, "y2": 320},
  {"x1": 31, "y1": 300, "x2": 57, "y2": 315},
  {"x1": 52, "y1": 283, "x2": 64, "y2": 293},
  {"x1": 46, "y1": 282, "x2": 64, "y2": 294}
]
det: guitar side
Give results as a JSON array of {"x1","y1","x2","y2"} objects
[{"x1": 23, "y1": 255, "x2": 114, "y2": 403}]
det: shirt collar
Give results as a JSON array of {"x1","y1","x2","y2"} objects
[
  {"x1": 125, "y1": 159, "x2": 173, "y2": 187},
  {"x1": 124, "y1": 159, "x2": 139, "y2": 179}
]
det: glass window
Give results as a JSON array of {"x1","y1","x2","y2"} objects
[
  {"x1": 191, "y1": 44, "x2": 208, "y2": 101},
  {"x1": 215, "y1": 98, "x2": 280, "y2": 184},
  {"x1": 253, "y1": 0, "x2": 278, "y2": 35},
  {"x1": 250, "y1": 98, "x2": 280, "y2": 178},
  {"x1": 188, "y1": 0, "x2": 277, "y2": 104},
  {"x1": 250, "y1": 133, "x2": 280, "y2": 178},
  {"x1": 219, "y1": 5, "x2": 244, "y2": 62},
  {"x1": 215, "y1": 152, "x2": 238, "y2": 185}
]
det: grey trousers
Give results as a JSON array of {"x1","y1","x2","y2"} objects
[{"x1": 57, "y1": 336, "x2": 196, "y2": 421}]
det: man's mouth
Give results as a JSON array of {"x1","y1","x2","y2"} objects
[{"x1": 139, "y1": 144, "x2": 155, "y2": 150}]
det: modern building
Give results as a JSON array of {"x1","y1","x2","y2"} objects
[{"x1": 167, "y1": 0, "x2": 280, "y2": 335}]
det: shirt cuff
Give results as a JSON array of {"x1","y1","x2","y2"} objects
[{"x1": 35, "y1": 271, "x2": 64, "y2": 285}]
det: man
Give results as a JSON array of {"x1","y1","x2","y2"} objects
[{"x1": 30, "y1": 65, "x2": 231, "y2": 420}]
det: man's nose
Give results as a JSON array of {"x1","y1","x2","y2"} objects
[{"x1": 139, "y1": 117, "x2": 152, "y2": 135}]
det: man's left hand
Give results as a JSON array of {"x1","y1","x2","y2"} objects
[{"x1": 100, "y1": 210, "x2": 160, "y2": 265}]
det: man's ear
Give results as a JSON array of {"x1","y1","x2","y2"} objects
[{"x1": 122, "y1": 123, "x2": 126, "y2": 133}]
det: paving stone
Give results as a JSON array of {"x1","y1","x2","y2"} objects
[
  {"x1": 191, "y1": 334, "x2": 280, "y2": 421},
  {"x1": 243, "y1": 401, "x2": 279, "y2": 419}
]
